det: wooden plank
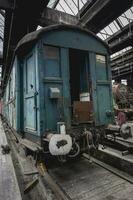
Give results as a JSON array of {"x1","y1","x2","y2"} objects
[
  {"x1": 83, "y1": 153, "x2": 133, "y2": 184},
  {"x1": 20, "y1": 138, "x2": 42, "y2": 152},
  {"x1": 49, "y1": 157, "x2": 133, "y2": 200},
  {"x1": 37, "y1": 162, "x2": 71, "y2": 200}
]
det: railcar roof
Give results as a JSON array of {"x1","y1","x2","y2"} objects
[{"x1": 16, "y1": 24, "x2": 109, "y2": 54}]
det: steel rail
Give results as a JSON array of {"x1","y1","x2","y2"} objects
[{"x1": 83, "y1": 153, "x2": 133, "y2": 184}]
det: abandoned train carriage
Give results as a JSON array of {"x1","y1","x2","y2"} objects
[{"x1": 3, "y1": 25, "x2": 114, "y2": 158}]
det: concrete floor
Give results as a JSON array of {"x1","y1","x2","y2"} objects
[{"x1": 0, "y1": 120, "x2": 22, "y2": 200}]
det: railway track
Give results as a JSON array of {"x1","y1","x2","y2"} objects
[{"x1": 2, "y1": 119, "x2": 133, "y2": 200}]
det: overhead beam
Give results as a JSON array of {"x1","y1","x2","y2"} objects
[
  {"x1": 112, "y1": 61, "x2": 133, "y2": 79},
  {"x1": 80, "y1": 0, "x2": 133, "y2": 33},
  {"x1": 51, "y1": 0, "x2": 60, "y2": 9},
  {"x1": 39, "y1": 7, "x2": 78, "y2": 26},
  {"x1": 111, "y1": 48, "x2": 133, "y2": 78},
  {"x1": 80, "y1": 0, "x2": 110, "y2": 27},
  {"x1": 0, "y1": 0, "x2": 13, "y2": 10},
  {"x1": 111, "y1": 48, "x2": 133, "y2": 67},
  {"x1": 107, "y1": 22, "x2": 133, "y2": 54},
  {"x1": 79, "y1": 0, "x2": 97, "y2": 18},
  {"x1": 110, "y1": 35, "x2": 133, "y2": 54}
]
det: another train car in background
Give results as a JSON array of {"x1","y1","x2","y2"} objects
[{"x1": 113, "y1": 82, "x2": 133, "y2": 120}]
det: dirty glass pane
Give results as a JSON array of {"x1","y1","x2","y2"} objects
[{"x1": 44, "y1": 46, "x2": 59, "y2": 60}]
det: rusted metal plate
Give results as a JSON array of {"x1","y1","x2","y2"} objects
[{"x1": 73, "y1": 101, "x2": 92, "y2": 122}]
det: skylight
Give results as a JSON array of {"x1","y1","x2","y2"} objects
[
  {"x1": 97, "y1": 7, "x2": 133, "y2": 40},
  {"x1": 48, "y1": 0, "x2": 88, "y2": 15},
  {"x1": 0, "y1": 11, "x2": 4, "y2": 52}
]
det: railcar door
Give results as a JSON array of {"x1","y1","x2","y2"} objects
[
  {"x1": 23, "y1": 54, "x2": 37, "y2": 133},
  {"x1": 43, "y1": 46, "x2": 63, "y2": 131},
  {"x1": 90, "y1": 53, "x2": 113, "y2": 126},
  {"x1": 95, "y1": 54, "x2": 113, "y2": 125}
]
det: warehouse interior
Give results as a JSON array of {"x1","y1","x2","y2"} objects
[
  {"x1": 0, "y1": 0, "x2": 133, "y2": 90},
  {"x1": 0, "y1": 1, "x2": 133, "y2": 200}
]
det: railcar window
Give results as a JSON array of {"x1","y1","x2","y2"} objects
[
  {"x1": 26, "y1": 55, "x2": 35, "y2": 93},
  {"x1": 96, "y1": 54, "x2": 106, "y2": 64},
  {"x1": 44, "y1": 45, "x2": 59, "y2": 60},
  {"x1": 95, "y1": 54, "x2": 108, "y2": 80},
  {"x1": 43, "y1": 45, "x2": 60, "y2": 77}
]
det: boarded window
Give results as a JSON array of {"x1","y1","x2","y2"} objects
[
  {"x1": 43, "y1": 45, "x2": 60, "y2": 77},
  {"x1": 44, "y1": 45, "x2": 59, "y2": 60},
  {"x1": 26, "y1": 55, "x2": 35, "y2": 93}
]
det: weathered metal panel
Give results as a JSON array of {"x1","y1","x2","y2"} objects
[
  {"x1": 44, "y1": 83, "x2": 63, "y2": 130},
  {"x1": 60, "y1": 48, "x2": 71, "y2": 129},
  {"x1": 89, "y1": 52, "x2": 113, "y2": 125},
  {"x1": 11, "y1": 65, "x2": 16, "y2": 129},
  {"x1": 15, "y1": 57, "x2": 21, "y2": 131},
  {"x1": 3, "y1": 26, "x2": 114, "y2": 138},
  {"x1": 34, "y1": 45, "x2": 41, "y2": 136},
  {"x1": 38, "y1": 29, "x2": 113, "y2": 130},
  {"x1": 41, "y1": 30, "x2": 107, "y2": 54},
  {"x1": 37, "y1": 42, "x2": 46, "y2": 135},
  {"x1": 23, "y1": 50, "x2": 38, "y2": 134},
  {"x1": 96, "y1": 84, "x2": 112, "y2": 124},
  {"x1": 89, "y1": 52, "x2": 99, "y2": 124},
  {"x1": 42, "y1": 45, "x2": 64, "y2": 131},
  {"x1": 16, "y1": 25, "x2": 108, "y2": 54},
  {"x1": 38, "y1": 45, "x2": 71, "y2": 132},
  {"x1": 3, "y1": 63, "x2": 17, "y2": 129}
]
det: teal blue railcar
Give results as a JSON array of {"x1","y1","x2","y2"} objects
[{"x1": 3, "y1": 25, "x2": 114, "y2": 159}]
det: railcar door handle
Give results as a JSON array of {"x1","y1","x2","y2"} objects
[{"x1": 33, "y1": 106, "x2": 38, "y2": 110}]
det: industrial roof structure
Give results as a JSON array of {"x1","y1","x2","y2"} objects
[
  {"x1": 47, "y1": 1, "x2": 133, "y2": 57},
  {"x1": 0, "y1": 0, "x2": 133, "y2": 93}
]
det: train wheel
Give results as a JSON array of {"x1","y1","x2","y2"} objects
[{"x1": 68, "y1": 142, "x2": 80, "y2": 158}]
